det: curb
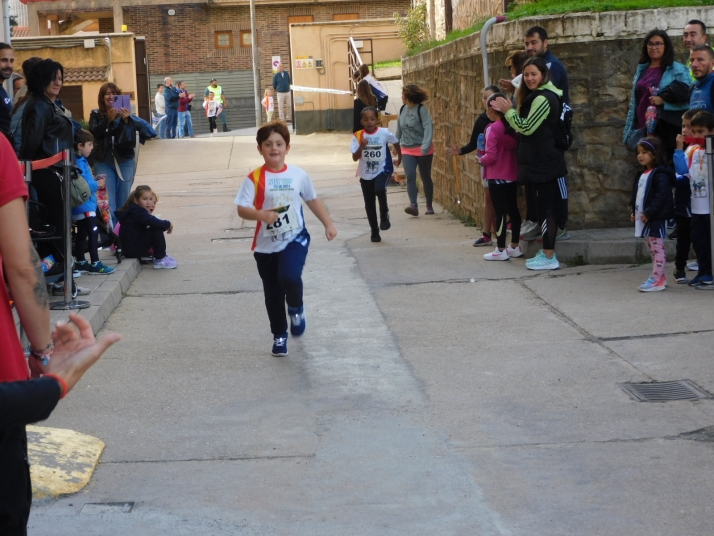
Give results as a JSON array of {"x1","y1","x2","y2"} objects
[{"x1": 522, "y1": 238, "x2": 677, "y2": 265}]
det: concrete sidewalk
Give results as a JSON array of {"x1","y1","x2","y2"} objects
[{"x1": 28, "y1": 133, "x2": 714, "y2": 535}]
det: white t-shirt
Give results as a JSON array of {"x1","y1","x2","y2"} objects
[
  {"x1": 689, "y1": 148, "x2": 710, "y2": 215},
  {"x1": 350, "y1": 127, "x2": 399, "y2": 180},
  {"x1": 234, "y1": 164, "x2": 318, "y2": 253},
  {"x1": 203, "y1": 100, "x2": 221, "y2": 118},
  {"x1": 155, "y1": 92, "x2": 165, "y2": 115},
  {"x1": 634, "y1": 170, "x2": 650, "y2": 237}
]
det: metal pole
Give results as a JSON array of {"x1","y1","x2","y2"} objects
[
  {"x1": 51, "y1": 149, "x2": 90, "y2": 310},
  {"x1": 249, "y1": 0, "x2": 261, "y2": 128},
  {"x1": 480, "y1": 16, "x2": 508, "y2": 87},
  {"x1": 697, "y1": 135, "x2": 714, "y2": 290}
]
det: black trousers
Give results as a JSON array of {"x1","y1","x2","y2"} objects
[
  {"x1": 360, "y1": 172, "x2": 390, "y2": 232},
  {"x1": 691, "y1": 214, "x2": 712, "y2": 276},
  {"x1": 75, "y1": 216, "x2": 99, "y2": 264},
  {"x1": 525, "y1": 184, "x2": 538, "y2": 222},
  {"x1": 254, "y1": 232, "x2": 310, "y2": 336},
  {"x1": 32, "y1": 168, "x2": 65, "y2": 262},
  {"x1": 208, "y1": 117, "x2": 217, "y2": 131},
  {"x1": 674, "y1": 215, "x2": 692, "y2": 271},
  {"x1": 535, "y1": 180, "x2": 560, "y2": 250},
  {"x1": 489, "y1": 181, "x2": 521, "y2": 248},
  {"x1": 556, "y1": 176, "x2": 568, "y2": 230},
  {"x1": 0, "y1": 426, "x2": 31, "y2": 536},
  {"x1": 123, "y1": 227, "x2": 167, "y2": 260}
]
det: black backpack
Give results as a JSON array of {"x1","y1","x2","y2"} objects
[{"x1": 553, "y1": 99, "x2": 574, "y2": 151}]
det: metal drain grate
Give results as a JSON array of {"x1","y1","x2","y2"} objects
[{"x1": 619, "y1": 380, "x2": 713, "y2": 402}]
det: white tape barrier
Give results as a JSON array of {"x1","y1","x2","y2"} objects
[{"x1": 290, "y1": 85, "x2": 352, "y2": 95}]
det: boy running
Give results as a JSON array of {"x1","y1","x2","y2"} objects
[{"x1": 235, "y1": 122, "x2": 337, "y2": 356}]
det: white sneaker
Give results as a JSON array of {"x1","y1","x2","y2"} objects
[
  {"x1": 521, "y1": 220, "x2": 537, "y2": 234},
  {"x1": 506, "y1": 245, "x2": 523, "y2": 258},
  {"x1": 484, "y1": 247, "x2": 510, "y2": 261},
  {"x1": 687, "y1": 261, "x2": 699, "y2": 271}
]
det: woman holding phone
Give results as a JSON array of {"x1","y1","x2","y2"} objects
[{"x1": 89, "y1": 83, "x2": 137, "y2": 219}]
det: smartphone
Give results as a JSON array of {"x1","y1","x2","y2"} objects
[{"x1": 112, "y1": 94, "x2": 131, "y2": 111}]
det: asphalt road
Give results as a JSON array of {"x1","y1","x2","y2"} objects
[{"x1": 30, "y1": 133, "x2": 714, "y2": 535}]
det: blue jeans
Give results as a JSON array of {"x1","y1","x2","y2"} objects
[
  {"x1": 165, "y1": 108, "x2": 178, "y2": 138},
  {"x1": 253, "y1": 231, "x2": 310, "y2": 336},
  {"x1": 177, "y1": 111, "x2": 194, "y2": 137},
  {"x1": 94, "y1": 159, "x2": 136, "y2": 223}
]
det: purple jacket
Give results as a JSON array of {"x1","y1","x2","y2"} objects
[{"x1": 480, "y1": 120, "x2": 518, "y2": 182}]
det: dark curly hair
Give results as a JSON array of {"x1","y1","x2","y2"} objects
[
  {"x1": 26, "y1": 59, "x2": 64, "y2": 98},
  {"x1": 638, "y1": 29, "x2": 675, "y2": 67},
  {"x1": 402, "y1": 84, "x2": 428, "y2": 104}
]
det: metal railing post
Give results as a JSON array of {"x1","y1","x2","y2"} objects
[{"x1": 697, "y1": 135, "x2": 714, "y2": 291}]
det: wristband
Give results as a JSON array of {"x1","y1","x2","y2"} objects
[
  {"x1": 44, "y1": 373, "x2": 68, "y2": 399},
  {"x1": 30, "y1": 341, "x2": 54, "y2": 366}
]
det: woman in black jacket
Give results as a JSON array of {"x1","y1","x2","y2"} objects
[
  {"x1": 353, "y1": 79, "x2": 378, "y2": 133},
  {"x1": 89, "y1": 82, "x2": 136, "y2": 221},
  {"x1": 630, "y1": 137, "x2": 675, "y2": 291},
  {"x1": 491, "y1": 57, "x2": 567, "y2": 271},
  {"x1": 19, "y1": 60, "x2": 74, "y2": 252}
]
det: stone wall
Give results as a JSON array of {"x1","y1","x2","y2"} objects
[{"x1": 402, "y1": 7, "x2": 714, "y2": 229}]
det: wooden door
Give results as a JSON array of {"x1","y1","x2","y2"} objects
[
  {"x1": 134, "y1": 38, "x2": 151, "y2": 122},
  {"x1": 59, "y1": 85, "x2": 84, "y2": 121}
]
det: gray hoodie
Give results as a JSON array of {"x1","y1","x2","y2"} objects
[{"x1": 396, "y1": 103, "x2": 433, "y2": 154}]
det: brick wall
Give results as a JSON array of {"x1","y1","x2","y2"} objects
[
  {"x1": 98, "y1": 17, "x2": 114, "y2": 34},
  {"x1": 403, "y1": 7, "x2": 714, "y2": 229},
  {"x1": 124, "y1": 1, "x2": 408, "y2": 102}
]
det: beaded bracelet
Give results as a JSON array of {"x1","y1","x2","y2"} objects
[{"x1": 44, "y1": 373, "x2": 67, "y2": 399}]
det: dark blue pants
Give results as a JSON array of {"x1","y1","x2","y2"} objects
[
  {"x1": 360, "y1": 171, "x2": 390, "y2": 232},
  {"x1": 691, "y1": 213, "x2": 712, "y2": 276},
  {"x1": 254, "y1": 232, "x2": 310, "y2": 336},
  {"x1": 165, "y1": 108, "x2": 178, "y2": 138},
  {"x1": 123, "y1": 227, "x2": 167, "y2": 260}
]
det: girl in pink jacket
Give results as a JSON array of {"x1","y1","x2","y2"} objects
[{"x1": 478, "y1": 92, "x2": 521, "y2": 261}]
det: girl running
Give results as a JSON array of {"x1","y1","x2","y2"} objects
[
  {"x1": 631, "y1": 137, "x2": 675, "y2": 291},
  {"x1": 448, "y1": 85, "x2": 498, "y2": 247},
  {"x1": 235, "y1": 122, "x2": 337, "y2": 357},
  {"x1": 491, "y1": 57, "x2": 568, "y2": 270},
  {"x1": 479, "y1": 93, "x2": 521, "y2": 261},
  {"x1": 203, "y1": 92, "x2": 222, "y2": 135},
  {"x1": 351, "y1": 106, "x2": 402, "y2": 242},
  {"x1": 115, "y1": 185, "x2": 177, "y2": 269}
]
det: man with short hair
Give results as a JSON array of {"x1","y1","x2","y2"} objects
[
  {"x1": 154, "y1": 83, "x2": 165, "y2": 137},
  {"x1": 204, "y1": 79, "x2": 230, "y2": 132},
  {"x1": 272, "y1": 63, "x2": 292, "y2": 122},
  {"x1": 684, "y1": 20, "x2": 709, "y2": 52},
  {"x1": 163, "y1": 76, "x2": 180, "y2": 139},
  {"x1": 0, "y1": 43, "x2": 14, "y2": 138},
  {"x1": 689, "y1": 45, "x2": 714, "y2": 112}
]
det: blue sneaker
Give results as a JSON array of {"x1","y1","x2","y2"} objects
[
  {"x1": 288, "y1": 305, "x2": 306, "y2": 337},
  {"x1": 525, "y1": 249, "x2": 546, "y2": 268},
  {"x1": 638, "y1": 276, "x2": 666, "y2": 292},
  {"x1": 526, "y1": 252, "x2": 560, "y2": 271},
  {"x1": 688, "y1": 274, "x2": 713, "y2": 287},
  {"x1": 86, "y1": 261, "x2": 115, "y2": 274},
  {"x1": 271, "y1": 333, "x2": 288, "y2": 357}
]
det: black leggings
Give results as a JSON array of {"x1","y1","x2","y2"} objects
[
  {"x1": 535, "y1": 180, "x2": 561, "y2": 250},
  {"x1": 208, "y1": 116, "x2": 217, "y2": 131},
  {"x1": 123, "y1": 227, "x2": 167, "y2": 260},
  {"x1": 360, "y1": 172, "x2": 390, "y2": 231},
  {"x1": 75, "y1": 216, "x2": 99, "y2": 263},
  {"x1": 675, "y1": 215, "x2": 692, "y2": 271},
  {"x1": 489, "y1": 181, "x2": 521, "y2": 248},
  {"x1": 525, "y1": 184, "x2": 538, "y2": 222}
]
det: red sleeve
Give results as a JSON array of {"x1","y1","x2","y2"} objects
[{"x1": 0, "y1": 135, "x2": 28, "y2": 208}]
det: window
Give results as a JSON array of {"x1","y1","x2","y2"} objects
[
  {"x1": 288, "y1": 15, "x2": 314, "y2": 27},
  {"x1": 333, "y1": 13, "x2": 359, "y2": 21},
  {"x1": 240, "y1": 30, "x2": 252, "y2": 47},
  {"x1": 214, "y1": 31, "x2": 233, "y2": 49}
]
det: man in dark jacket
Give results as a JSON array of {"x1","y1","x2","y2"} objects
[
  {"x1": 163, "y1": 76, "x2": 180, "y2": 139},
  {"x1": 689, "y1": 45, "x2": 714, "y2": 112},
  {"x1": 272, "y1": 63, "x2": 292, "y2": 122},
  {"x1": 0, "y1": 43, "x2": 15, "y2": 138}
]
